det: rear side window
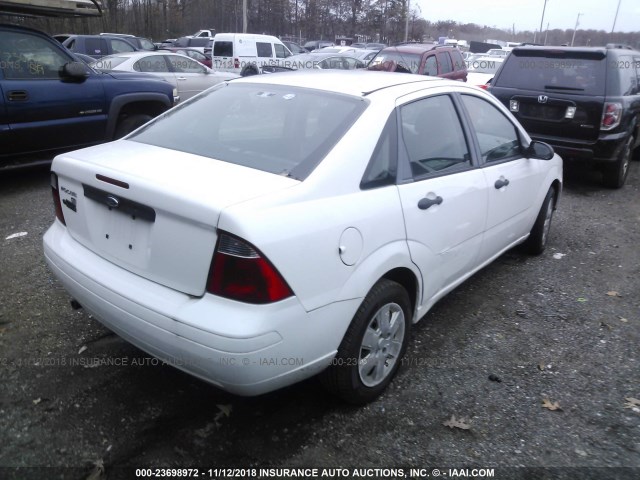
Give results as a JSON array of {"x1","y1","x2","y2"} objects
[
  {"x1": 214, "y1": 41, "x2": 233, "y2": 57},
  {"x1": 110, "y1": 39, "x2": 136, "y2": 54},
  {"x1": 437, "y1": 52, "x2": 453, "y2": 74},
  {"x1": 130, "y1": 83, "x2": 368, "y2": 180},
  {"x1": 423, "y1": 55, "x2": 437, "y2": 76},
  {"x1": 496, "y1": 50, "x2": 606, "y2": 96},
  {"x1": 615, "y1": 55, "x2": 639, "y2": 96},
  {"x1": 401, "y1": 95, "x2": 471, "y2": 177},
  {"x1": 451, "y1": 49, "x2": 465, "y2": 71},
  {"x1": 256, "y1": 42, "x2": 273, "y2": 58},
  {"x1": 85, "y1": 38, "x2": 106, "y2": 56}
]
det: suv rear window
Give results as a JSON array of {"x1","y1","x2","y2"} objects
[
  {"x1": 497, "y1": 49, "x2": 606, "y2": 96},
  {"x1": 213, "y1": 41, "x2": 233, "y2": 57},
  {"x1": 130, "y1": 83, "x2": 368, "y2": 180}
]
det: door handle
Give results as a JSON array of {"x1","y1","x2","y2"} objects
[
  {"x1": 177, "y1": 77, "x2": 187, "y2": 81},
  {"x1": 494, "y1": 177, "x2": 510, "y2": 189},
  {"x1": 418, "y1": 195, "x2": 443, "y2": 210},
  {"x1": 8, "y1": 90, "x2": 28, "y2": 101}
]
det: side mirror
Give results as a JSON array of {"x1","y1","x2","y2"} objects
[
  {"x1": 525, "y1": 140, "x2": 555, "y2": 160},
  {"x1": 61, "y1": 61, "x2": 90, "y2": 81}
]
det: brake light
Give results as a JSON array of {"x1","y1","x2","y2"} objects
[
  {"x1": 50, "y1": 172, "x2": 66, "y2": 225},
  {"x1": 234, "y1": 58, "x2": 240, "y2": 69},
  {"x1": 479, "y1": 84, "x2": 489, "y2": 90},
  {"x1": 207, "y1": 233, "x2": 293, "y2": 304},
  {"x1": 601, "y1": 102, "x2": 622, "y2": 130}
]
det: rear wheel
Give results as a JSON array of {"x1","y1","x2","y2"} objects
[
  {"x1": 523, "y1": 186, "x2": 556, "y2": 255},
  {"x1": 320, "y1": 279, "x2": 411, "y2": 404},
  {"x1": 602, "y1": 135, "x2": 633, "y2": 188},
  {"x1": 114, "y1": 113, "x2": 152, "y2": 139},
  {"x1": 241, "y1": 65, "x2": 259, "y2": 76}
]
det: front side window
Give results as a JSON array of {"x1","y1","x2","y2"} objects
[
  {"x1": 0, "y1": 31, "x2": 71, "y2": 80},
  {"x1": 461, "y1": 95, "x2": 521, "y2": 163},
  {"x1": 400, "y1": 95, "x2": 471, "y2": 178},
  {"x1": 274, "y1": 44, "x2": 289, "y2": 59}
]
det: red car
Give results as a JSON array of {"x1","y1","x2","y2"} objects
[
  {"x1": 369, "y1": 44, "x2": 467, "y2": 81},
  {"x1": 159, "y1": 47, "x2": 212, "y2": 68}
]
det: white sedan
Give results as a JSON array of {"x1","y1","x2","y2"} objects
[
  {"x1": 91, "y1": 51, "x2": 238, "y2": 100},
  {"x1": 44, "y1": 71, "x2": 562, "y2": 404}
]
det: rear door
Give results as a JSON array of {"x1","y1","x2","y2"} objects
[
  {"x1": 396, "y1": 92, "x2": 488, "y2": 301},
  {"x1": 0, "y1": 28, "x2": 107, "y2": 158},
  {"x1": 133, "y1": 54, "x2": 176, "y2": 88}
]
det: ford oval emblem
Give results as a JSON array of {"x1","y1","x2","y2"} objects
[{"x1": 106, "y1": 195, "x2": 119, "y2": 208}]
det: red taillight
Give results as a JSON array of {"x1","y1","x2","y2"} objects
[
  {"x1": 479, "y1": 84, "x2": 489, "y2": 90},
  {"x1": 601, "y1": 102, "x2": 622, "y2": 130},
  {"x1": 50, "y1": 172, "x2": 66, "y2": 225},
  {"x1": 207, "y1": 233, "x2": 293, "y2": 304},
  {"x1": 234, "y1": 58, "x2": 240, "y2": 69}
]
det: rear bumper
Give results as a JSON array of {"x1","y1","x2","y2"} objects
[
  {"x1": 531, "y1": 131, "x2": 628, "y2": 163},
  {"x1": 43, "y1": 221, "x2": 359, "y2": 396}
]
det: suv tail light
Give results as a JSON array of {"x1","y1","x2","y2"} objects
[
  {"x1": 601, "y1": 102, "x2": 622, "y2": 130},
  {"x1": 50, "y1": 172, "x2": 66, "y2": 225},
  {"x1": 207, "y1": 233, "x2": 293, "y2": 304},
  {"x1": 234, "y1": 58, "x2": 240, "y2": 69}
]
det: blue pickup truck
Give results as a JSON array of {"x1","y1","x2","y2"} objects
[{"x1": 0, "y1": 23, "x2": 178, "y2": 169}]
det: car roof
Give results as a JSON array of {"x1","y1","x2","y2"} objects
[{"x1": 231, "y1": 69, "x2": 450, "y2": 96}]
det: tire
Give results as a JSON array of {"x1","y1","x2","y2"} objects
[
  {"x1": 241, "y1": 66, "x2": 258, "y2": 77},
  {"x1": 602, "y1": 135, "x2": 633, "y2": 189},
  {"x1": 320, "y1": 279, "x2": 411, "y2": 404},
  {"x1": 523, "y1": 186, "x2": 556, "y2": 255},
  {"x1": 114, "y1": 113, "x2": 152, "y2": 139}
]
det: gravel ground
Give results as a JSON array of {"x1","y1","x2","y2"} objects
[{"x1": 0, "y1": 162, "x2": 639, "y2": 480}]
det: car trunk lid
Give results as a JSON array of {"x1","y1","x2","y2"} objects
[{"x1": 52, "y1": 140, "x2": 298, "y2": 297}]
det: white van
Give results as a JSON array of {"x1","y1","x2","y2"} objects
[{"x1": 211, "y1": 33, "x2": 292, "y2": 75}]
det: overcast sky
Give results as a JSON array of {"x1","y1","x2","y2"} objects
[{"x1": 414, "y1": 0, "x2": 639, "y2": 33}]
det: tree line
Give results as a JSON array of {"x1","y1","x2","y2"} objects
[{"x1": 1, "y1": 0, "x2": 638, "y2": 48}]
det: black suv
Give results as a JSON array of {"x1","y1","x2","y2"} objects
[{"x1": 490, "y1": 45, "x2": 640, "y2": 188}]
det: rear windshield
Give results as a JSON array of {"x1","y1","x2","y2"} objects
[
  {"x1": 130, "y1": 83, "x2": 368, "y2": 180},
  {"x1": 370, "y1": 52, "x2": 422, "y2": 73},
  {"x1": 496, "y1": 49, "x2": 607, "y2": 96}
]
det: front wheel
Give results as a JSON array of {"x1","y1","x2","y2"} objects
[
  {"x1": 523, "y1": 186, "x2": 556, "y2": 255},
  {"x1": 602, "y1": 135, "x2": 633, "y2": 188},
  {"x1": 320, "y1": 279, "x2": 411, "y2": 404}
]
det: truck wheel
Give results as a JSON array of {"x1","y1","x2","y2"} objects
[
  {"x1": 114, "y1": 114, "x2": 152, "y2": 139},
  {"x1": 320, "y1": 279, "x2": 411, "y2": 404},
  {"x1": 523, "y1": 186, "x2": 556, "y2": 255},
  {"x1": 602, "y1": 136, "x2": 632, "y2": 188}
]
